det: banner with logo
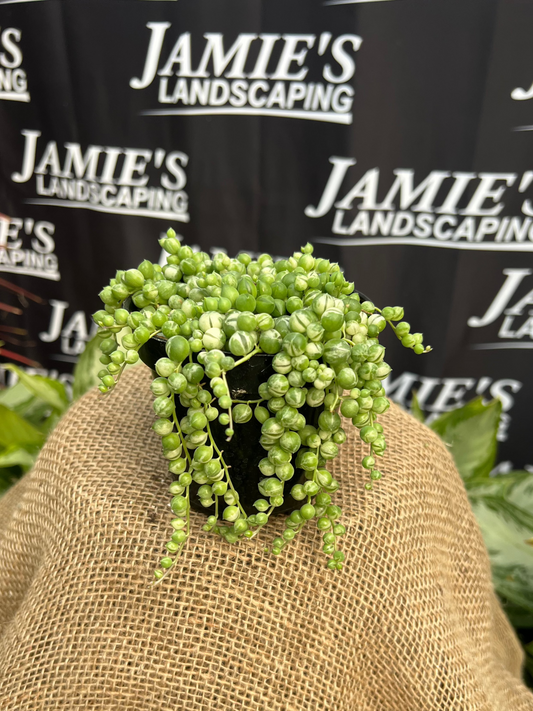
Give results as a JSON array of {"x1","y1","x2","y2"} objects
[{"x1": 0, "y1": 0, "x2": 532, "y2": 470}]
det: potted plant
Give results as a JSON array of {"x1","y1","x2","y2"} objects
[{"x1": 92, "y1": 229, "x2": 430, "y2": 583}]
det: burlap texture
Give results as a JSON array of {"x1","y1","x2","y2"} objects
[{"x1": 0, "y1": 365, "x2": 531, "y2": 711}]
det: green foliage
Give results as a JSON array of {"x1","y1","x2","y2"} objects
[
  {"x1": 0, "y1": 335, "x2": 102, "y2": 494},
  {"x1": 94, "y1": 230, "x2": 431, "y2": 583},
  {"x1": 417, "y1": 396, "x2": 533, "y2": 685},
  {"x1": 409, "y1": 391, "x2": 425, "y2": 424},
  {"x1": 0, "y1": 403, "x2": 45, "y2": 449},
  {"x1": 430, "y1": 396, "x2": 502, "y2": 482},
  {"x1": 3, "y1": 363, "x2": 69, "y2": 413},
  {"x1": 72, "y1": 332, "x2": 109, "y2": 401}
]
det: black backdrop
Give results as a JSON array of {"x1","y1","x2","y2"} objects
[{"x1": 1, "y1": 0, "x2": 532, "y2": 471}]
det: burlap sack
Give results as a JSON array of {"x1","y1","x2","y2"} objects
[{"x1": 0, "y1": 365, "x2": 531, "y2": 711}]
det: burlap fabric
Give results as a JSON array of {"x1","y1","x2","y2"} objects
[{"x1": 0, "y1": 365, "x2": 531, "y2": 711}]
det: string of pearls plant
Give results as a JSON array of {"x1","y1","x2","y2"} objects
[{"x1": 93, "y1": 229, "x2": 431, "y2": 582}]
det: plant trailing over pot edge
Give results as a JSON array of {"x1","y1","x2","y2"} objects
[
  {"x1": 136, "y1": 339, "x2": 321, "y2": 518},
  {"x1": 93, "y1": 229, "x2": 431, "y2": 583}
]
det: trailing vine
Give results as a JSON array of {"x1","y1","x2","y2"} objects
[{"x1": 93, "y1": 229, "x2": 430, "y2": 582}]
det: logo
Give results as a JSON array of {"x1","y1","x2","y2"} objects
[
  {"x1": 0, "y1": 215, "x2": 59, "y2": 281},
  {"x1": 11, "y1": 130, "x2": 190, "y2": 222},
  {"x1": 0, "y1": 27, "x2": 29, "y2": 102},
  {"x1": 384, "y1": 371, "x2": 522, "y2": 442},
  {"x1": 468, "y1": 268, "x2": 533, "y2": 349},
  {"x1": 307, "y1": 157, "x2": 533, "y2": 251},
  {"x1": 511, "y1": 80, "x2": 533, "y2": 132},
  {"x1": 130, "y1": 24, "x2": 361, "y2": 125},
  {"x1": 39, "y1": 300, "x2": 97, "y2": 360},
  {"x1": 511, "y1": 83, "x2": 533, "y2": 102}
]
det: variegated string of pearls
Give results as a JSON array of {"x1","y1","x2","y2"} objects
[{"x1": 93, "y1": 230, "x2": 431, "y2": 583}]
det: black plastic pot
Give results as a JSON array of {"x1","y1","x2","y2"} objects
[{"x1": 139, "y1": 335, "x2": 318, "y2": 516}]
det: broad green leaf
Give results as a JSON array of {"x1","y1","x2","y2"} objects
[
  {"x1": 72, "y1": 335, "x2": 104, "y2": 400},
  {"x1": 492, "y1": 565, "x2": 533, "y2": 629},
  {"x1": 495, "y1": 474, "x2": 533, "y2": 528},
  {"x1": 15, "y1": 398, "x2": 52, "y2": 429},
  {"x1": 0, "y1": 379, "x2": 34, "y2": 409},
  {"x1": 0, "y1": 446, "x2": 35, "y2": 471},
  {"x1": 471, "y1": 499, "x2": 533, "y2": 573},
  {"x1": 0, "y1": 380, "x2": 51, "y2": 425},
  {"x1": 410, "y1": 391, "x2": 425, "y2": 424},
  {"x1": 429, "y1": 395, "x2": 533, "y2": 677},
  {"x1": 469, "y1": 469, "x2": 533, "y2": 614},
  {"x1": 0, "y1": 404, "x2": 44, "y2": 448},
  {"x1": 429, "y1": 397, "x2": 501, "y2": 481},
  {"x1": 478, "y1": 497, "x2": 533, "y2": 531},
  {"x1": 466, "y1": 470, "x2": 531, "y2": 497},
  {"x1": 3, "y1": 364, "x2": 69, "y2": 413},
  {"x1": 507, "y1": 473, "x2": 533, "y2": 502}
]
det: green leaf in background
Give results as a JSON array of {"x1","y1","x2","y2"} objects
[
  {"x1": 414, "y1": 394, "x2": 533, "y2": 686},
  {"x1": 410, "y1": 391, "x2": 425, "y2": 424},
  {"x1": 492, "y1": 566, "x2": 533, "y2": 623},
  {"x1": 0, "y1": 379, "x2": 34, "y2": 410},
  {"x1": 481, "y1": 497, "x2": 533, "y2": 532},
  {"x1": 14, "y1": 398, "x2": 53, "y2": 430},
  {"x1": 3, "y1": 391, "x2": 52, "y2": 431},
  {"x1": 3, "y1": 364, "x2": 68, "y2": 413},
  {"x1": 0, "y1": 379, "x2": 52, "y2": 427},
  {"x1": 429, "y1": 397, "x2": 502, "y2": 481},
  {"x1": 0, "y1": 446, "x2": 35, "y2": 471},
  {"x1": 472, "y1": 499, "x2": 533, "y2": 573},
  {"x1": 72, "y1": 334, "x2": 104, "y2": 401},
  {"x1": 0, "y1": 403, "x2": 44, "y2": 449},
  {"x1": 469, "y1": 470, "x2": 533, "y2": 530},
  {"x1": 469, "y1": 471, "x2": 533, "y2": 678},
  {"x1": 0, "y1": 340, "x2": 106, "y2": 498},
  {"x1": 466, "y1": 469, "x2": 531, "y2": 498}
]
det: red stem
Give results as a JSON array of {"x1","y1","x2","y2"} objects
[
  {"x1": 0, "y1": 302, "x2": 23, "y2": 315},
  {"x1": 0, "y1": 348, "x2": 41, "y2": 367},
  {"x1": 0, "y1": 277, "x2": 45, "y2": 303},
  {"x1": 0, "y1": 326, "x2": 27, "y2": 335}
]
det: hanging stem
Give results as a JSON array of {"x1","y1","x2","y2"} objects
[
  {"x1": 151, "y1": 488, "x2": 190, "y2": 587},
  {"x1": 221, "y1": 371, "x2": 234, "y2": 439},
  {"x1": 248, "y1": 504, "x2": 276, "y2": 539},
  {"x1": 233, "y1": 347, "x2": 261, "y2": 368},
  {"x1": 206, "y1": 421, "x2": 247, "y2": 519},
  {"x1": 152, "y1": 398, "x2": 194, "y2": 586},
  {"x1": 330, "y1": 384, "x2": 341, "y2": 412},
  {"x1": 172, "y1": 407, "x2": 192, "y2": 465}
]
